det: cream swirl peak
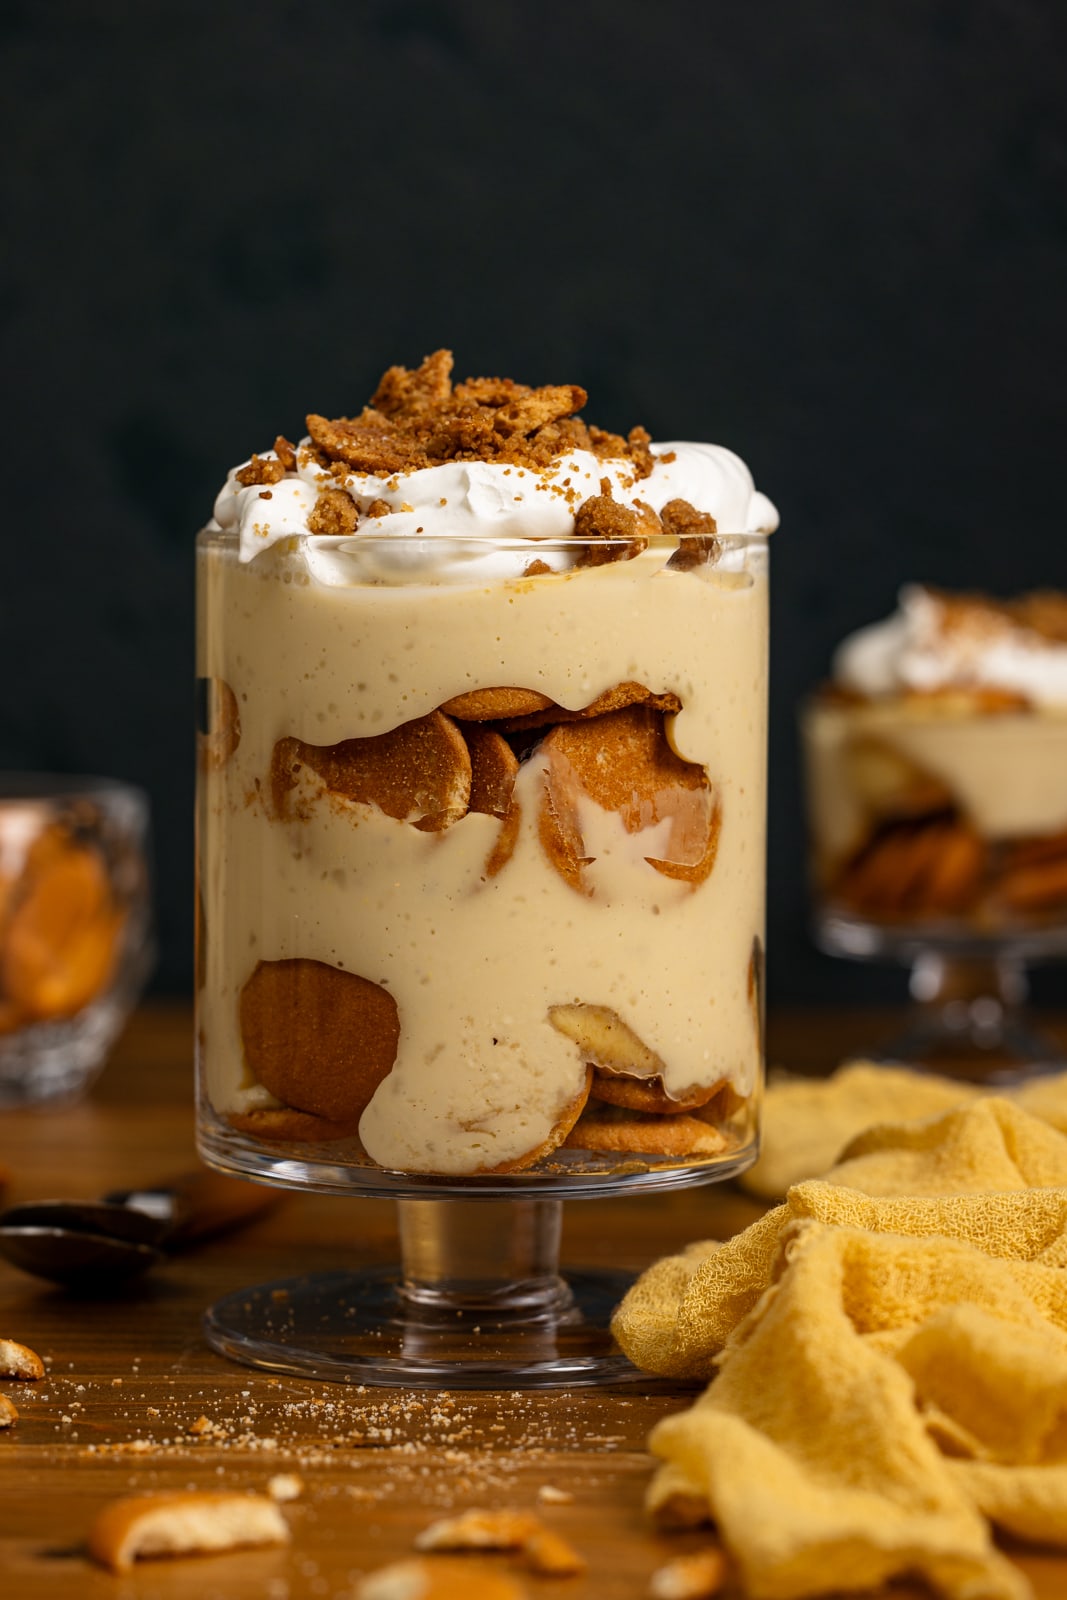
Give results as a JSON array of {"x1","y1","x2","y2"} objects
[
  {"x1": 209, "y1": 350, "x2": 777, "y2": 567},
  {"x1": 834, "y1": 585, "x2": 1067, "y2": 707}
]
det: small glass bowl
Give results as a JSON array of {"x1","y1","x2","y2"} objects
[{"x1": 0, "y1": 776, "x2": 153, "y2": 1105}]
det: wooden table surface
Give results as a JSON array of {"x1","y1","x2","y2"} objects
[{"x1": 1, "y1": 1004, "x2": 1065, "y2": 1600}]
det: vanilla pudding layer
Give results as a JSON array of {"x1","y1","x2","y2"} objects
[
  {"x1": 197, "y1": 534, "x2": 768, "y2": 1177},
  {"x1": 805, "y1": 699, "x2": 1067, "y2": 871}
]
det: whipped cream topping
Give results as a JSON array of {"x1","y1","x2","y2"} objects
[
  {"x1": 835, "y1": 586, "x2": 1067, "y2": 707},
  {"x1": 211, "y1": 440, "x2": 778, "y2": 577}
]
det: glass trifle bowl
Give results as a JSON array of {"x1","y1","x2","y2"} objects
[
  {"x1": 195, "y1": 351, "x2": 775, "y2": 1386},
  {"x1": 803, "y1": 584, "x2": 1067, "y2": 1082}
]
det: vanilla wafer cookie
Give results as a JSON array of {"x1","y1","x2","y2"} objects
[
  {"x1": 565, "y1": 1108, "x2": 730, "y2": 1157},
  {"x1": 239, "y1": 958, "x2": 399, "y2": 1123},
  {"x1": 539, "y1": 704, "x2": 720, "y2": 893},
  {"x1": 549, "y1": 1003, "x2": 723, "y2": 1113},
  {"x1": 272, "y1": 710, "x2": 471, "y2": 831}
]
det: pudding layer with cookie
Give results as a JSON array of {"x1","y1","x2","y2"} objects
[
  {"x1": 197, "y1": 352, "x2": 774, "y2": 1177},
  {"x1": 804, "y1": 585, "x2": 1067, "y2": 931}
]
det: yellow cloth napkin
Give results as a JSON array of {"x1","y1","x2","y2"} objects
[
  {"x1": 741, "y1": 1061, "x2": 1067, "y2": 1199},
  {"x1": 613, "y1": 1097, "x2": 1067, "y2": 1600}
]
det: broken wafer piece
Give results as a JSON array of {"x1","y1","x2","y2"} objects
[
  {"x1": 539, "y1": 705, "x2": 720, "y2": 894},
  {"x1": 197, "y1": 678, "x2": 241, "y2": 773},
  {"x1": 548, "y1": 1004, "x2": 721, "y2": 1113},
  {"x1": 239, "y1": 958, "x2": 400, "y2": 1123},
  {"x1": 565, "y1": 682, "x2": 681, "y2": 720},
  {"x1": 228, "y1": 1105, "x2": 365, "y2": 1144},
  {"x1": 649, "y1": 1547, "x2": 727, "y2": 1599},
  {"x1": 465, "y1": 726, "x2": 519, "y2": 821},
  {"x1": 86, "y1": 1490, "x2": 290, "y2": 1572},
  {"x1": 463, "y1": 724, "x2": 522, "y2": 877},
  {"x1": 415, "y1": 1508, "x2": 584, "y2": 1579},
  {"x1": 565, "y1": 1110, "x2": 730, "y2": 1157},
  {"x1": 523, "y1": 1527, "x2": 586, "y2": 1576},
  {"x1": 484, "y1": 803, "x2": 522, "y2": 878},
  {"x1": 0, "y1": 1339, "x2": 45, "y2": 1380},
  {"x1": 272, "y1": 710, "x2": 472, "y2": 831},
  {"x1": 373, "y1": 348, "x2": 456, "y2": 418},
  {"x1": 999, "y1": 852, "x2": 1067, "y2": 912},
  {"x1": 481, "y1": 1068, "x2": 593, "y2": 1174},
  {"x1": 497, "y1": 681, "x2": 681, "y2": 733},
  {"x1": 589, "y1": 1075, "x2": 727, "y2": 1115},
  {"x1": 923, "y1": 822, "x2": 988, "y2": 911},
  {"x1": 492, "y1": 383, "x2": 586, "y2": 436},
  {"x1": 358, "y1": 1558, "x2": 526, "y2": 1600},
  {"x1": 416, "y1": 1509, "x2": 542, "y2": 1552},
  {"x1": 836, "y1": 818, "x2": 985, "y2": 917},
  {"x1": 990, "y1": 828, "x2": 1067, "y2": 913},
  {"x1": 442, "y1": 687, "x2": 557, "y2": 721}
]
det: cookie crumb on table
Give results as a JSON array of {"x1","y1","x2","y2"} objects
[
  {"x1": 523, "y1": 1525, "x2": 586, "y2": 1575},
  {"x1": 415, "y1": 1508, "x2": 541, "y2": 1551},
  {"x1": 536, "y1": 1484, "x2": 574, "y2": 1505},
  {"x1": 415, "y1": 1506, "x2": 585, "y2": 1577},
  {"x1": 266, "y1": 1471, "x2": 304, "y2": 1501}
]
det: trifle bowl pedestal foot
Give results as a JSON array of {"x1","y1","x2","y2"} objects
[
  {"x1": 875, "y1": 948, "x2": 1067, "y2": 1086},
  {"x1": 203, "y1": 1196, "x2": 645, "y2": 1389},
  {"x1": 817, "y1": 911, "x2": 1067, "y2": 1086}
]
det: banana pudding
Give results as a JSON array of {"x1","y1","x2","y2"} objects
[{"x1": 196, "y1": 353, "x2": 774, "y2": 1178}]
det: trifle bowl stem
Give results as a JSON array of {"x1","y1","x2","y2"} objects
[
  {"x1": 874, "y1": 944, "x2": 1066, "y2": 1085},
  {"x1": 817, "y1": 903, "x2": 1067, "y2": 1084}
]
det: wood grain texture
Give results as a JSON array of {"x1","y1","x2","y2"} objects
[{"x1": 1, "y1": 1003, "x2": 1065, "y2": 1599}]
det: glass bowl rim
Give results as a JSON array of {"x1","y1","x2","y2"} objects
[{"x1": 196, "y1": 524, "x2": 774, "y2": 551}]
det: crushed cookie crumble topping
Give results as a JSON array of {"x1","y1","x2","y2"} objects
[
  {"x1": 307, "y1": 487, "x2": 358, "y2": 537},
  {"x1": 301, "y1": 351, "x2": 653, "y2": 478},
  {"x1": 572, "y1": 479, "x2": 659, "y2": 567},
  {"x1": 660, "y1": 497, "x2": 721, "y2": 570},
  {"x1": 235, "y1": 453, "x2": 286, "y2": 488}
]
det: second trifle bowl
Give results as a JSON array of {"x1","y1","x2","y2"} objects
[
  {"x1": 802, "y1": 585, "x2": 1067, "y2": 1083},
  {"x1": 195, "y1": 352, "x2": 774, "y2": 1387}
]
